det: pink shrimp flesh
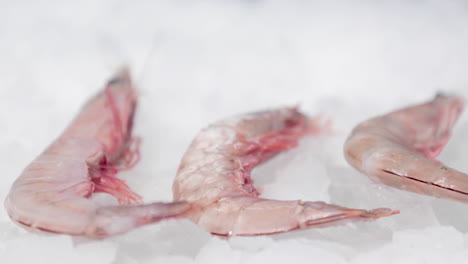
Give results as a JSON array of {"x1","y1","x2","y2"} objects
[
  {"x1": 4, "y1": 69, "x2": 191, "y2": 238},
  {"x1": 173, "y1": 108, "x2": 397, "y2": 236},
  {"x1": 344, "y1": 94, "x2": 468, "y2": 203}
]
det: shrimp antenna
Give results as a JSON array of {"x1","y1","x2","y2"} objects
[{"x1": 135, "y1": 33, "x2": 162, "y2": 88}]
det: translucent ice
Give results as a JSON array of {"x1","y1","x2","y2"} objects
[{"x1": 3, "y1": 0, "x2": 468, "y2": 263}]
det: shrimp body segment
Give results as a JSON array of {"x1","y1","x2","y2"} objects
[
  {"x1": 5, "y1": 69, "x2": 190, "y2": 238},
  {"x1": 174, "y1": 108, "x2": 397, "y2": 236},
  {"x1": 344, "y1": 94, "x2": 468, "y2": 202}
]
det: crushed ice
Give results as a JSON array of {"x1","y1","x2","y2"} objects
[{"x1": 2, "y1": 0, "x2": 468, "y2": 263}]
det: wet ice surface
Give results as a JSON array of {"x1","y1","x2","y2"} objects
[{"x1": 3, "y1": 0, "x2": 468, "y2": 263}]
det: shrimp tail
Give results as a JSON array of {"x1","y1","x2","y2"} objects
[
  {"x1": 85, "y1": 201, "x2": 192, "y2": 238},
  {"x1": 301, "y1": 202, "x2": 399, "y2": 227},
  {"x1": 197, "y1": 198, "x2": 397, "y2": 236}
]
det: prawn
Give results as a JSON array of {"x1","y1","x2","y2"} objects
[
  {"x1": 344, "y1": 94, "x2": 468, "y2": 203},
  {"x1": 5, "y1": 69, "x2": 190, "y2": 238},
  {"x1": 173, "y1": 108, "x2": 397, "y2": 236}
]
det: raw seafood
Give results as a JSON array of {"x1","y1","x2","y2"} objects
[
  {"x1": 174, "y1": 108, "x2": 397, "y2": 236},
  {"x1": 344, "y1": 94, "x2": 468, "y2": 202},
  {"x1": 5, "y1": 69, "x2": 190, "y2": 238}
]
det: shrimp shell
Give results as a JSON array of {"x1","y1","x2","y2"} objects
[
  {"x1": 174, "y1": 107, "x2": 397, "y2": 236},
  {"x1": 5, "y1": 69, "x2": 190, "y2": 238},
  {"x1": 344, "y1": 94, "x2": 468, "y2": 202}
]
